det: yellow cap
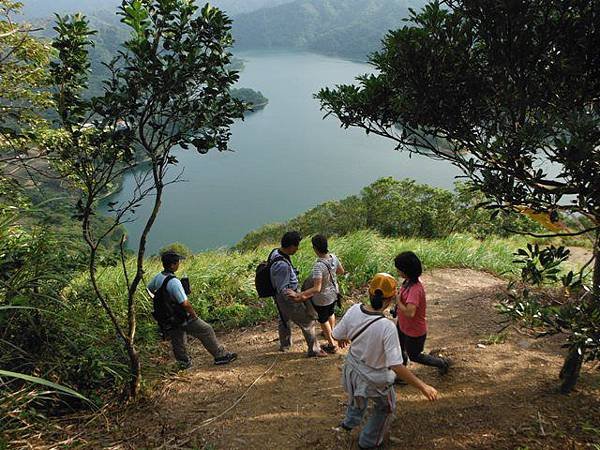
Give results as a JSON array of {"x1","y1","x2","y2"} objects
[{"x1": 368, "y1": 273, "x2": 397, "y2": 298}]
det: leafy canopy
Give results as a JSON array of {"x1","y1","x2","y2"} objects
[{"x1": 318, "y1": 0, "x2": 600, "y2": 225}]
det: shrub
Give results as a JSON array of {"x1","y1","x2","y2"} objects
[{"x1": 235, "y1": 177, "x2": 542, "y2": 251}]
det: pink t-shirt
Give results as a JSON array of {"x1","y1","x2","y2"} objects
[{"x1": 396, "y1": 280, "x2": 427, "y2": 337}]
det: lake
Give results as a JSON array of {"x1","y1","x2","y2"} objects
[{"x1": 105, "y1": 50, "x2": 460, "y2": 253}]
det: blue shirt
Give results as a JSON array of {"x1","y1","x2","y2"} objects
[
  {"x1": 147, "y1": 271, "x2": 187, "y2": 304},
  {"x1": 269, "y1": 249, "x2": 298, "y2": 294}
]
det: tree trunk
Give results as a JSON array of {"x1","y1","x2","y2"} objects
[
  {"x1": 559, "y1": 227, "x2": 600, "y2": 394},
  {"x1": 124, "y1": 172, "x2": 164, "y2": 399},
  {"x1": 126, "y1": 341, "x2": 141, "y2": 398},
  {"x1": 559, "y1": 345, "x2": 583, "y2": 394},
  {"x1": 593, "y1": 227, "x2": 600, "y2": 308}
]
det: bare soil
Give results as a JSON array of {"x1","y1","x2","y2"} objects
[{"x1": 46, "y1": 269, "x2": 600, "y2": 449}]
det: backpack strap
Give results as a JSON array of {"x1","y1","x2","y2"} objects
[
  {"x1": 268, "y1": 249, "x2": 294, "y2": 271},
  {"x1": 157, "y1": 275, "x2": 176, "y2": 299},
  {"x1": 350, "y1": 315, "x2": 385, "y2": 342},
  {"x1": 318, "y1": 256, "x2": 339, "y2": 294}
]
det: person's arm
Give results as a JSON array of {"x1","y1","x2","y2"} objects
[
  {"x1": 396, "y1": 284, "x2": 422, "y2": 319},
  {"x1": 169, "y1": 279, "x2": 197, "y2": 320},
  {"x1": 271, "y1": 261, "x2": 292, "y2": 294},
  {"x1": 180, "y1": 299, "x2": 198, "y2": 321},
  {"x1": 397, "y1": 302, "x2": 417, "y2": 318},
  {"x1": 300, "y1": 277, "x2": 323, "y2": 300},
  {"x1": 336, "y1": 259, "x2": 345, "y2": 275},
  {"x1": 332, "y1": 311, "x2": 350, "y2": 348},
  {"x1": 390, "y1": 364, "x2": 438, "y2": 401}
]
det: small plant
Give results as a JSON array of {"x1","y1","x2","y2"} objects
[
  {"x1": 582, "y1": 421, "x2": 600, "y2": 437},
  {"x1": 513, "y1": 244, "x2": 571, "y2": 285},
  {"x1": 481, "y1": 332, "x2": 508, "y2": 345},
  {"x1": 501, "y1": 242, "x2": 598, "y2": 393}
]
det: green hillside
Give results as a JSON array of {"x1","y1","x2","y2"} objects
[{"x1": 232, "y1": 0, "x2": 429, "y2": 59}]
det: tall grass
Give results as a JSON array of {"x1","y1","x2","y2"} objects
[{"x1": 69, "y1": 231, "x2": 528, "y2": 335}]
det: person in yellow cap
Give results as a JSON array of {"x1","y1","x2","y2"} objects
[{"x1": 332, "y1": 273, "x2": 438, "y2": 449}]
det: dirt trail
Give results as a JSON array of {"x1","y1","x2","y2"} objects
[{"x1": 69, "y1": 269, "x2": 599, "y2": 449}]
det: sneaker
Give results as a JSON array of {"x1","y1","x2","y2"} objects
[
  {"x1": 438, "y1": 358, "x2": 452, "y2": 375},
  {"x1": 214, "y1": 352, "x2": 238, "y2": 366},
  {"x1": 308, "y1": 349, "x2": 328, "y2": 358},
  {"x1": 358, "y1": 443, "x2": 383, "y2": 450},
  {"x1": 322, "y1": 344, "x2": 337, "y2": 354},
  {"x1": 332, "y1": 422, "x2": 352, "y2": 432},
  {"x1": 178, "y1": 360, "x2": 192, "y2": 370}
]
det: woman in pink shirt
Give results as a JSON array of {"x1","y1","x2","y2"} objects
[{"x1": 394, "y1": 251, "x2": 450, "y2": 374}]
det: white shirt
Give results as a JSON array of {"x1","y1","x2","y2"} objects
[{"x1": 333, "y1": 304, "x2": 403, "y2": 370}]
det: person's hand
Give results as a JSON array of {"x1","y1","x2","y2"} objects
[
  {"x1": 420, "y1": 384, "x2": 438, "y2": 401},
  {"x1": 336, "y1": 339, "x2": 350, "y2": 349},
  {"x1": 285, "y1": 289, "x2": 302, "y2": 302}
]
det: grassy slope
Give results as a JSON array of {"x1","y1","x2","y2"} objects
[{"x1": 73, "y1": 231, "x2": 529, "y2": 333}]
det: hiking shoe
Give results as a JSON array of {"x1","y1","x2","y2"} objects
[
  {"x1": 332, "y1": 422, "x2": 352, "y2": 432},
  {"x1": 279, "y1": 346, "x2": 291, "y2": 353},
  {"x1": 214, "y1": 352, "x2": 238, "y2": 366},
  {"x1": 358, "y1": 443, "x2": 384, "y2": 450},
  {"x1": 438, "y1": 358, "x2": 453, "y2": 375},
  {"x1": 178, "y1": 360, "x2": 192, "y2": 370},
  {"x1": 322, "y1": 344, "x2": 337, "y2": 354},
  {"x1": 308, "y1": 349, "x2": 328, "y2": 358}
]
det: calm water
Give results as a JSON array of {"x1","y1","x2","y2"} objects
[{"x1": 105, "y1": 51, "x2": 459, "y2": 253}]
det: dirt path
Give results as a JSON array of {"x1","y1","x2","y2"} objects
[{"x1": 67, "y1": 269, "x2": 600, "y2": 449}]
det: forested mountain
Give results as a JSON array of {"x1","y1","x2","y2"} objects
[
  {"x1": 19, "y1": 0, "x2": 295, "y2": 19},
  {"x1": 20, "y1": 0, "x2": 423, "y2": 60},
  {"x1": 19, "y1": 0, "x2": 121, "y2": 18},
  {"x1": 232, "y1": 0, "x2": 430, "y2": 60}
]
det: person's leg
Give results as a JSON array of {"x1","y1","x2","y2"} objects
[
  {"x1": 316, "y1": 303, "x2": 336, "y2": 349},
  {"x1": 169, "y1": 326, "x2": 190, "y2": 367},
  {"x1": 184, "y1": 318, "x2": 226, "y2": 358},
  {"x1": 275, "y1": 294, "x2": 293, "y2": 350},
  {"x1": 298, "y1": 319, "x2": 321, "y2": 355},
  {"x1": 405, "y1": 334, "x2": 447, "y2": 370},
  {"x1": 341, "y1": 395, "x2": 368, "y2": 429},
  {"x1": 329, "y1": 313, "x2": 336, "y2": 330},
  {"x1": 280, "y1": 294, "x2": 322, "y2": 355},
  {"x1": 358, "y1": 390, "x2": 396, "y2": 449},
  {"x1": 397, "y1": 326, "x2": 409, "y2": 366},
  {"x1": 321, "y1": 320, "x2": 335, "y2": 348}
]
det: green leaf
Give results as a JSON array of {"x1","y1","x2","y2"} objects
[{"x1": 0, "y1": 370, "x2": 91, "y2": 403}]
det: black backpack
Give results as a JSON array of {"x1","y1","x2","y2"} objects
[
  {"x1": 255, "y1": 249, "x2": 288, "y2": 298},
  {"x1": 151, "y1": 275, "x2": 188, "y2": 329}
]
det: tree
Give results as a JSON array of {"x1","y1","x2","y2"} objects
[
  {"x1": 318, "y1": 0, "x2": 599, "y2": 391},
  {"x1": 49, "y1": 0, "x2": 245, "y2": 398},
  {"x1": 0, "y1": 0, "x2": 53, "y2": 177}
]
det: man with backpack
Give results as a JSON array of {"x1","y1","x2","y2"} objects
[
  {"x1": 266, "y1": 231, "x2": 326, "y2": 357},
  {"x1": 148, "y1": 250, "x2": 237, "y2": 369}
]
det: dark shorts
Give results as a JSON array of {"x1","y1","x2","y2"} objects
[{"x1": 311, "y1": 301, "x2": 336, "y2": 324}]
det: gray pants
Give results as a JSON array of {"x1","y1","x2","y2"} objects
[
  {"x1": 169, "y1": 318, "x2": 225, "y2": 364},
  {"x1": 275, "y1": 293, "x2": 320, "y2": 355}
]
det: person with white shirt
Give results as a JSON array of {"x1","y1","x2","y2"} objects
[{"x1": 332, "y1": 273, "x2": 438, "y2": 449}]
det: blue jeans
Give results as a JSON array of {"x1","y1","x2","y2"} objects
[{"x1": 342, "y1": 390, "x2": 396, "y2": 448}]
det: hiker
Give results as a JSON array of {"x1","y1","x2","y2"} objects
[
  {"x1": 147, "y1": 250, "x2": 237, "y2": 369},
  {"x1": 298, "y1": 234, "x2": 345, "y2": 353},
  {"x1": 332, "y1": 273, "x2": 438, "y2": 449},
  {"x1": 270, "y1": 231, "x2": 327, "y2": 357},
  {"x1": 394, "y1": 251, "x2": 450, "y2": 374}
]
